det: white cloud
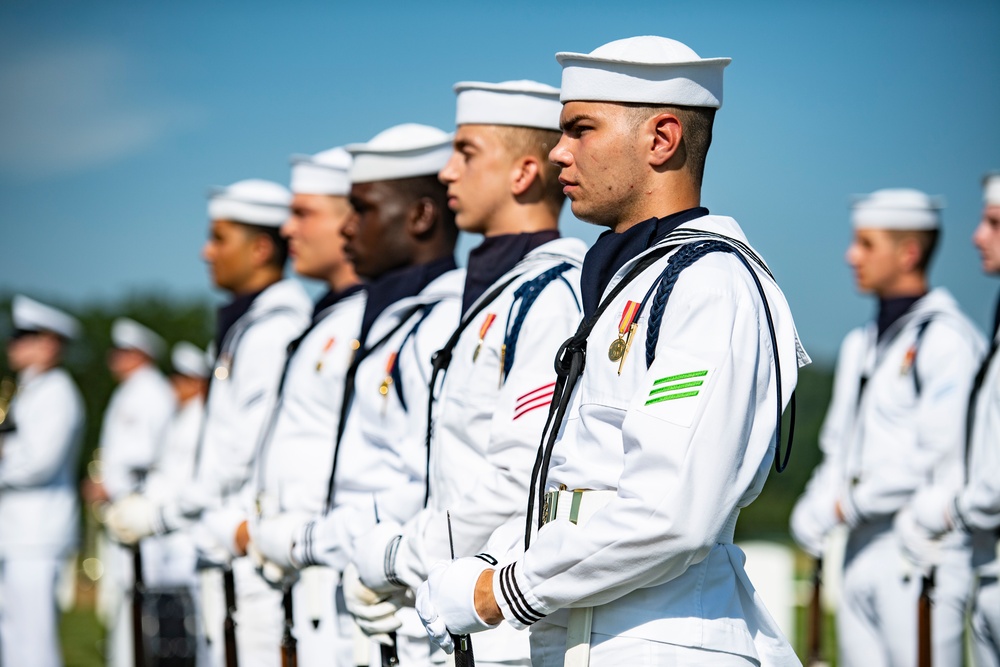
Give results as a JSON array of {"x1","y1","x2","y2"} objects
[{"x1": 0, "y1": 43, "x2": 202, "y2": 180}]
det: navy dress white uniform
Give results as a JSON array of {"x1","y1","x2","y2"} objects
[
  {"x1": 416, "y1": 38, "x2": 809, "y2": 667},
  {"x1": 269, "y1": 124, "x2": 462, "y2": 666},
  {"x1": 350, "y1": 80, "x2": 585, "y2": 667},
  {"x1": 0, "y1": 296, "x2": 84, "y2": 667},
  {"x1": 790, "y1": 191, "x2": 985, "y2": 667},
  {"x1": 240, "y1": 148, "x2": 367, "y2": 667},
  {"x1": 99, "y1": 318, "x2": 176, "y2": 667},
  {"x1": 898, "y1": 173, "x2": 1000, "y2": 667}
]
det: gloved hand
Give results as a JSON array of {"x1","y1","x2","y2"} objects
[
  {"x1": 249, "y1": 513, "x2": 309, "y2": 570},
  {"x1": 353, "y1": 521, "x2": 406, "y2": 594},
  {"x1": 248, "y1": 542, "x2": 297, "y2": 586},
  {"x1": 105, "y1": 494, "x2": 158, "y2": 545},
  {"x1": 415, "y1": 558, "x2": 499, "y2": 654},
  {"x1": 789, "y1": 498, "x2": 838, "y2": 558},
  {"x1": 895, "y1": 506, "x2": 941, "y2": 573},
  {"x1": 910, "y1": 486, "x2": 956, "y2": 537},
  {"x1": 342, "y1": 562, "x2": 403, "y2": 646}
]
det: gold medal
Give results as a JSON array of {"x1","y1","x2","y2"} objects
[
  {"x1": 609, "y1": 301, "x2": 641, "y2": 366},
  {"x1": 608, "y1": 337, "x2": 626, "y2": 361},
  {"x1": 380, "y1": 352, "x2": 397, "y2": 415}
]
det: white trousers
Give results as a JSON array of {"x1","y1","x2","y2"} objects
[
  {"x1": 291, "y1": 568, "x2": 353, "y2": 667},
  {"x1": 0, "y1": 555, "x2": 64, "y2": 667},
  {"x1": 528, "y1": 620, "x2": 758, "y2": 667},
  {"x1": 972, "y1": 574, "x2": 1000, "y2": 667},
  {"x1": 838, "y1": 521, "x2": 972, "y2": 667}
]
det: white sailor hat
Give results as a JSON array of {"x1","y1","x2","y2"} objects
[
  {"x1": 453, "y1": 80, "x2": 562, "y2": 131},
  {"x1": 171, "y1": 341, "x2": 209, "y2": 378},
  {"x1": 851, "y1": 188, "x2": 943, "y2": 231},
  {"x1": 290, "y1": 148, "x2": 352, "y2": 196},
  {"x1": 984, "y1": 172, "x2": 1000, "y2": 207},
  {"x1": 111, "y1": 318, "x2": 166, "y2": 359},
  {"x1": 207, "y1": 179, "x2": 292, "y2": 227},
  {"x1": 11, "y1": 295, "x2": 80, "y2": 339},
  {"x1": 556, "y1": 36, "x2": 731, "y2": 108},
  {"x1": 346, "y1": 123, "x2": 453, "y2": 184}
]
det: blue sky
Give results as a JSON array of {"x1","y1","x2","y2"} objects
[{"x1": 0, "y1": 0, "x2": 997, "y2": 361}]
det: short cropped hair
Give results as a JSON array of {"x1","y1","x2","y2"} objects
[
  {"x1": 888, "y1": 228, "x2": 940, "y2": 273},
  {"x1": 241, "y1": 222, "x2": 290, "y2": 268},
  {"x1": 622, "y1": 103, "x2": 717, "y2": 188},
  {"x1": 492, "y1": 125, "x2": 566, "y2": 211},
  {"x1": 388, "y1": 174, "x2": 458, "y2": 243}
]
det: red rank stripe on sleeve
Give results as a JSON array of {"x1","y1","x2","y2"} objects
[
  {"x1": 618, "y1": 300, "x2": 640, "y2": 337},
  {"x1": 478, "y1": 313, "x2": 497, "y2": 340},
  {"x1": 513, "y1": 381, "x2": 556, "y2": 421}
]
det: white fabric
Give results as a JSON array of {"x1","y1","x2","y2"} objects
[
  {"x1": 0, "y1": 367, "x2": 84, "y2": 557},
  {"x1": 557, "y1": 36, "x2": 730, "y2": 107},
  {"x1": 342, "y1": 562, "x2": 403, "y2": 642},
  {"x1": 99, "y1": 364, "x2": 175, "y2": 500},
  {"x1": 984, "y1": 173, "x2": 1000, "y2": 206},
  {"x1": 249, "y1": 512, "x2": 306, "y2": 571},
  {"x1": 369, "y1": 240, "x2": 583, "y2": 665},
  {"x1": 106, "y1": 493, "x2": 157, "y2": 545},
  {"x1": 419, "y1": 558, "x2": 498, "y2": 638},
  {"x1": 111, "y1": 317, "x2": 166, "y2": 359},
  {"x1": 353, "y1": 520, "x2": 404, "y2": 593},
  {"x1": 454, "y1": 80, "x2": 562, "y2": 131},
  {"x1": 172, "y1": 341, "x2": 210, "y2": 378},
  {"x1": 208, "y1": 178, "x2": 291, "y2": 227},
  {"x1": 850, "y1": 188, "x2": 943, "y2": 230},
  {"x1": 11, "y1": 295, "x2": 79, "y2": 339},
  {"x1": 0, "y1": 556, "x2": 65, "y2": 667},
  {"x1": 791, "y1": 287, "x2": 984, "y2": 666},
  {"x1": 290, "y1": 147, "x2": 352, "y2": 196},
  {"x1": 972, "y1": 575, "x2": 1000, "y2": 667},
  {"x1": 231, "y1": 556, "x2": 284, "y2": 667},
  {"x1": 165, "y1": 279, "x2": 310, "y2": 565},
  {"x1": 347, "y1": 123, "x2": 453, "y2": 184},
  {"x1": 488, "y1": 216, "x2": 804, "y2": 665}
]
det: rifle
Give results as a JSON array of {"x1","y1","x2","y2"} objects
[
  {"x1": 281, "y1": 585, "x2": 298, "y2": 667},
  {"x1": 223, "y1": 566, "x2": 240, "y2": 667},
  {"x1": 131, "y1": 546, "x2": 146, "y2": 667},
  {"x1": 446, "y1": 512, "x2": 475, "y2": 667},
  {"x1": 805, "y1": 558, "x2": 827, "y2": 667},
  {"x1": 918, "y1": 568, "x2": 934, "y2": 667},
  {"x1": 380, "y1": 631, "x2": 399, "y2": 667}
]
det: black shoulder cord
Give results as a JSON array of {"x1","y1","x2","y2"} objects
[
  {"x1": 324, "y1": 304, "x2": 427, "y2": 512},
  {"x1": 422, "y1": 274, "x2": 522, "y2": 506},
  {"x1": 523, "y1": 245, "x2": 676, "y2": 548}
]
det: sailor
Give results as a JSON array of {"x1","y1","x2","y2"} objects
[
  {"x1": 790, "y1": 188, "x2": 985, "y2": 666},
  {"x1": 105, "y1": 178, "x2": 312, "y2": 667},
  {"x1": 895, "y1": 173, "x2": 1000, "y2": 666},
  {"x1": 0, "y1": 296, "x2": 84, "y2": 667},
  {"x1": 229, "y1": 147, "x2": 365, "y2": 667},
  {"x1": 252, "y1": 122, "x2": 463, "y2": 666},
  {"x1": 415, "y1": 36, "x2": 808, "y2": 666},
  {"x1": 347, "y1": 80, "x2": 585, "y2": 667},
  {"x1": 93, "y1": 317, "x2": 175, "y2": 667}
]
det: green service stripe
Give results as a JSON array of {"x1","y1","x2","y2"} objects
[
  {"x1": 653, "y1": 370, "x2": 708, "y2": 385},
  {"x1": 649, "y1": 380, "x2": 703, "y2": 396},
  {"x1": 644, "y1": 390, "x2": 699, "y2": 406}
]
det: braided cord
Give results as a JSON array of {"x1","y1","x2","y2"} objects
[{"x1": 502, "y1": 262, "x2": 575, "y2": 379}]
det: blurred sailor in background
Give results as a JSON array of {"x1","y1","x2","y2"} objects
[
  {"x1": 791, "y1": 189, "x2": 985, "y2": 666},
  {"x1": 0, "y1": 296, "x2": 85, "y2": 667},
  {"x1": 93, "y1": 317, "x2": 175, "y2": 667},
  {"x1": 231, "y1": 147, "x2": 365, "y2": 666},
  {"x1": 254, "y1": 122, "x2": 462, "y2": 666},
  {"x1": 348, "y1": 79, "x2": 584, "y2": 667},
  {"x1": 106, "y1": 178, "x2": 311, "y2": 667}
]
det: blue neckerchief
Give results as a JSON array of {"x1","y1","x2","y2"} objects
[
  {"x1": 359, "y1": 256, "x2": 457, "y2": 346},
  {"x1": 462, "y1": 231, "x2": 560, "y2": 313},
  {"x1": 311, "y1": 284, "x2": 364, "y2": 323},
  {"x1": 876, "y1": 294, "x2": 925, "y2": 342},
  {"x1": 216, "y1": 288, "x2": 264, "y2": 351},
  {"x1": 579, "y1": 207, "x2": 708, "y2": 318}
]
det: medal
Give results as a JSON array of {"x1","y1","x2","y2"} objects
[
  {"x1": 214, "y1": 355, "x2": 232, "y2": 381},
  {"x1": 900, "y1": 345, "x2": 917, "y2": 376},
  {"x1": 379, "y1": 352, "x2": 398, "y2": 415},
  {"x1": 472, "y1": 313, "x2": 497, "y2": 362},
  {"x1": 609, "y1": 301, "x2": 641, "y2": 366},
  {"x1": 499, "y1": 343, "x2": 507, "y2": 388},
  {"x1": 315, "y1": 337, "x2": 335, "y2": 372}
]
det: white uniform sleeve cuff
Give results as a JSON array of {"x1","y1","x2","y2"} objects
[{"x1": 493, "y1": 561, "x2": 547, "y2": 631}]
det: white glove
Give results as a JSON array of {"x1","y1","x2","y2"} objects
[
  {"x1": 342, "y1": 563, "x2": 402, "y2": 646},
  {"x1": 895, "y1": 506, "x2": 941, "y2": 573},
  {"x1": 249, "y1": 513, "x2": 309, "y2": 570},
  {"x1": 910, "y1": 486, "x2": 956, "y2": 536},
  {"x1": 248, "y1": 542, "x2": 297, "y2": 586},
  {"x1": 353, "y1": 521, "x2": 406, "y2": 594},
  {"x1": 789, "y1": 498, "x2": 838, "y2": 558},
  {"x1": 105, "y1": 494, "x2": 158, "y2": 545},
  {"x1": 416, "y1": 558, "x2": 499, "y2": 654}
]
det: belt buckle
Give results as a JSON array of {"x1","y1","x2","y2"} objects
[{"x1": 542, "y1": 490, "x2": 559, "y2": 526}]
